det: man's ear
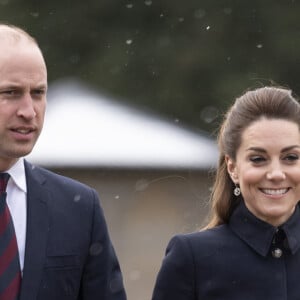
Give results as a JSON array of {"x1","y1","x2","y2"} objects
[{"x1": 225, "y1": 155, "x2": 238, "y2": 184}]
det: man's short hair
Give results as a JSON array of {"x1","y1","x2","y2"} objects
[{"x1": 0, "y1": 23, "x2": 38, "y2": 45}]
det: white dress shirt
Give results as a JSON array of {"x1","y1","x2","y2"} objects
[{"x1": 6, "y1": 158, "x2": 27, "y2": 273}]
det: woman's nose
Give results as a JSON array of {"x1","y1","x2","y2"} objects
[{"x1": 266, "y1": 164, "x2": 286, "y2": 181}]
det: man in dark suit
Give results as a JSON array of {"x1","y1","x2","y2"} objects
[{"x1": 0, "y1": 24, "x2": 126, "y2": 299}]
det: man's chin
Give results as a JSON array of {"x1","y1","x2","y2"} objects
[{"x1": 9, "y1": 147, "x2": 34, "y2": 159}]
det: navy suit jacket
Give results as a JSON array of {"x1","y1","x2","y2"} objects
[{"x1": 19, "y1": 160, "x2": 126, "y2": 300}]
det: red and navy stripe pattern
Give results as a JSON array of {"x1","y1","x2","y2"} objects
[{"x1": 0, "y1": 173, "x2": 21, "y2": 300}]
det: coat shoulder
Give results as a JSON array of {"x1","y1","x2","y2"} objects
[{"x1": 170, "y1": 225, "x2": 235, "y2": 258}]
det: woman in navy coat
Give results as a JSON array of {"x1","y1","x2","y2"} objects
[{"x1": 152, "y1": 86, "x2": 300, "y2": 300}]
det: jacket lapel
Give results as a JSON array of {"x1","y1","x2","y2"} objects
[{"x1": 20, "y1": 161, "x2": 49, "y2": 300}]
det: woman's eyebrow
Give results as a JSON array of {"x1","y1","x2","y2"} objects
[{"x1": 246, "y1": 145, "x2": 300, "y2": 153}]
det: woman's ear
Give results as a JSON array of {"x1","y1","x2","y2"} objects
[{"x1": 225, "y1": 155, "x2": 238, "y2": 183}]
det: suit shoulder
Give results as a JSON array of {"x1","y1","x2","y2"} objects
[
  {"x1": 29, "y1": 164, "x2": 92, "y2": 191},
  {"x1": 26, "y1": 163, "x2": 99, "y2": 209}
]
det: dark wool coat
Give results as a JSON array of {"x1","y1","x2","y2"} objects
[{"x1": 152, "y1": 201, "x2": 300, "y2": 300}]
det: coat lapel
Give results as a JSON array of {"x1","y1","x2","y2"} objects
[{"x1": 20, "y1": 161, "x2": 49, "y2": 300}]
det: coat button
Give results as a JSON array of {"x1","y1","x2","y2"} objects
[{"x1": 272, "y1": 248, "x2": 283, "y2": 258}]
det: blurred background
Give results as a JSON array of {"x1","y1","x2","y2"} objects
[{"x1": 1, "y1": 1, "x2": 300, "y2": 299}]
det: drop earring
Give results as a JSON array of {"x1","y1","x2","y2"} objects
[{"x1": 233, "y1": 185, "x2": 241, "y2": 196}]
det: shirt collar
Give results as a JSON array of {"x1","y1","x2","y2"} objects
[
  {"x1": 229, "y1": 201, "x2": 300, "y2": 257},
  {"x1": 6, "y1": 158, "x2": 27, "y2": 193}
]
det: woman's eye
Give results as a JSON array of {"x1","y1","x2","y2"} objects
[
  {"x1": 249, "y1": 156, "x2": 265, "y2": 163},
  {"x1": 284, "y1": 154, "x2": 299, "y2": 161}
]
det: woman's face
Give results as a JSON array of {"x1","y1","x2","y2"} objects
[{"x1": 226, "y1": 118, "x2": 300, "y2": 226}]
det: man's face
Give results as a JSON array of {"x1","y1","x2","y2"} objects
[{"x1": 0, "y1": 41, "x2": 47, "y2": 170}]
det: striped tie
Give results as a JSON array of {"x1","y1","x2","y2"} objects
[{"x1": 0, "y1": 173, "x2": 21, "y2": 300}]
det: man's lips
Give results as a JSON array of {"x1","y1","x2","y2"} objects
[
  {"x1": 11, "y1": 127, "x2": 35, "y2": 134},
  {"x1": 9, "y1": 127, "x2": 37, "y2": 141}
]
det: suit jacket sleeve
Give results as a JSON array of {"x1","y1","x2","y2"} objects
[
  {"x1": 152, "y1": 235, "x2": 195, "y2": 300},
  {"x1": 79, "y1": 189, "x2": 126, "y2": 300}
]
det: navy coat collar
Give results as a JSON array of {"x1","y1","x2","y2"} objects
[{"x1": 229, "y1": 201, "x2": 300, "y2": 257}]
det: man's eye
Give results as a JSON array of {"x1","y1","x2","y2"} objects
[
  {"x1": 0, "y1": 90, "x2": 22, "y2": 98},
  {"x1": 2, "y1": 90, "x2": 15, "y2": 95},
  {"x1": 32, "y1": 89, "x2": 46, "y2": 96}
]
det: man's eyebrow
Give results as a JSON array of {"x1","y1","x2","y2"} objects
[
  {"x1": 33, "y1": 84, "x2": 47, "y2": 90},
  {"x1": 0, "y1": 84, "x2": 20, "y2": 89}
]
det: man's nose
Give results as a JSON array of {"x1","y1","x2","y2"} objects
[{"x1": 16, "y1": 94, "x2": 36, "y2": 119}]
